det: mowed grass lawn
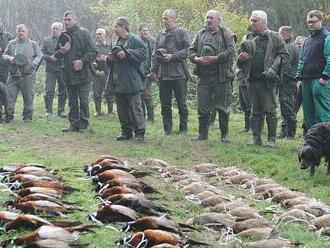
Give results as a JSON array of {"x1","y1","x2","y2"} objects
[{"x1": 1, "y1": 89, "x2": 330, "y2": 247}]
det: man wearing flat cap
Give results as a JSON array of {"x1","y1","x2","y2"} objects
[
  {"x1": 150, "y1": 9, "x2": 190, "y2": 137},
  {"x1": 2, "y1": 24, "x2": 42, "y2": 122},
  {"x1": 55, "y1": 10, "x2": 97, "y2": 132},
  {"x1": 296, "y1": 10, "x2": 330, "y2": 130},
  {"x1": 189, "y1": 10, "x2": 236, "y2": 142}
]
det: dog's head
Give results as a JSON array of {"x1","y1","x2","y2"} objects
[{"x1": 298, "y1": 145, "x2": 321, "y2": 170}]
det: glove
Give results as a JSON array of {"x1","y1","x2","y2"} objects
[{"x1": 263, "y1": 67, "x2": 278, "y2": 79}]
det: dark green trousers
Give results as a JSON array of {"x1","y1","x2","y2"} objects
[
  {"x1": 92, "y1": 75, "x2": 115, "y2": 114},
  {"x1": 197, "y1": 76, "x2": 232, "y2": 135},
  {"x1": 249, "y1": 79, "x2": 277, "y2": 139},
  {"x1": 142, "y1": 78, "x2": 154, "y2": 121},
  {"x1": 44, "y1": 71, "x2": 67, "y2": 114},
  {"x1": 116, "y1": 92, "x2": 145, "y2": 136}
]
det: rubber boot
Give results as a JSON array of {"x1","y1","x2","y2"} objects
[
  {"x1": 287, "y1": 120, "x2": 297, "y2": 140},
  {"x1": 163, "y1": 114, "x2": 172, "y2": 136},
  {"x1": 192, "y1": 116, "x2": 209, "y2": 140},
  {"x1": 219, "y1": 111, "x2": 230, "y2": 143},
  {"x1": 239, "y1": 111, "x2": 250, "y2": 133},
  {"x1": 179, "y1": 113, "x2": 187, "y2": 135},
  {"x1": 94, "y1": 101, "x2": 101, "y2": 116},
  {"x1": 146, "y1": 101, "x2": 154, "y2": 122},
  {"x1": 44, "y1": 95, "x2": 53, "y2": 115},
  {"x1": 277, "y1": 122, "x2": 287, "y2": 139},
  {"x1": 265, "y1": 115, "x2": 277, "y2": 148},
  {"x1": 249, "y1": 115, "x2": 263, "y2": 146}
]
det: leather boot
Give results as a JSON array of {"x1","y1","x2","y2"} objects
[
  {"x1": 287, "y1": 120, "x2": 297, "y2": 140},
  {"x1": 249, "y1": 115, "x2": 263, "y2": 146},
  {"x1": 219, "y1": 111, "x2": 230, "y2": 143},
  {"x1": 192, "y1": 116, "x2": 209, "y2": 140}
]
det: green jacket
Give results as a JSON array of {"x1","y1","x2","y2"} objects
[
  {"x1": 237, "y1": 29, "x2": 288, "y2": 81},
  {"x1": 151, "y1": 27, "x2": 190, "y2": 81},
  {"x1": 55, "y1": 24, "x2": 97, "y2": 85},
  {"x1": 107, "y1": 33, "x2": 147, "y2": 94},
  {"x1": 189, "y1": 25, "x2": 236, "y2": 82}
]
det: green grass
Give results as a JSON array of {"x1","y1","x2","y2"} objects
[{"x1": 0, "y1": 94, "x2": 330, "y2": 247}]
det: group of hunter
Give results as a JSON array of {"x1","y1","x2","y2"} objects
[{"x1": 0, "y1": 8, "x2": 329, "y2": 146}]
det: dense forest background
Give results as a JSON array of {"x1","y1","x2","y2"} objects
[{"x1": 0, "y1": 0, "x2": 329, "y2": 44}]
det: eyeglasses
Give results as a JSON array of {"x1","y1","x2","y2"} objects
[
  {"x1": 63, "y1": 18, "x2": 72, "y2": 22},
  {"x1": 96, "y1": 33, "x2": 102, "y2": 35},
  {"x1": 307, "y1": 19, "x2": 320, "y2": 24}
]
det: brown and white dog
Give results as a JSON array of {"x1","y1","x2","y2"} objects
[{"x1": 298, "y1": 122, "x2": 330, "y2": 176}]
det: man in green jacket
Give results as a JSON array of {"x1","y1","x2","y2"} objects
[
  {"x1": 189, "y1": 10, "x2": 235, "y2": 142},
  {"x1": 237, "y1": 10, "x2": 288, "y2": 147},
  {"x1": 106, "y1": 17, "x2": 147, "y2": 141},
  {"x1": 150, "y1": 9, "x2": 190, "y2": 136},
  {"x1": 296, "y1": 10, "x2": 330, "y2": 130},
  {"x1": 55, "y1": 11, "x2": 97, "y2": 132}
]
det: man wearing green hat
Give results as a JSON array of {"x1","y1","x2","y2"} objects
[
  {"x1": 2, "y1": 24, "x2": 42, "y2": 122},
  {"x1": 189, "y1": 10, "x2": 236, "y2": 142}
]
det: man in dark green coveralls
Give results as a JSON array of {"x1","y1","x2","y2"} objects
[
  {"x1": 277, "y1": 26, "x2": 299, "y2": 139},
  {"x1": 106, "y1": 17, "x2": 147, "y2": 142},
  {"x1": 189, "y1": 10, "x2": 235, "y2": 142},
  {"x1": 237, "y1": 10, "x2": 288, "y2": 147},
  {"x1": 150, "y1": 9, "x2": 190, "y2": 136},
  {"x1": 55, "y1": 11, "x2": 97, "y2": 132}
]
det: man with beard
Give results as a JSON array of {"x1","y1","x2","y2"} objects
[
  {"x1": 106, "y1": 17, "x2": 147, "y2": 141},
  {"x1": 55, "y1": 11, "x2": 97, "y2": 132},
  {"x1": 42, "y1": 22, "x2": 67, "y2": 118},
  {"x1": 237, "y1": 10, "x2": 288, "y2": 147},
  {"x1": 296, "y1": 10, "x2": 330, "y2": 130},
  {"x1": 189, "y1": 10, "x2": 235, "y2": 142}
]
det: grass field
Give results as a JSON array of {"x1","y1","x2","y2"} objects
[{"x1": 1, "y1": 92, "x2": 330, "y2": 247}]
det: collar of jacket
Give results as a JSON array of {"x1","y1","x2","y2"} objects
[
  {"x1": 203, "y1": 25, "x2": 222, "y2": 34},
  {"x1": 162, "y1": 26, "x2": 177, "y2": 34},
  {"x1": 66, "y1": 24, "x2": 79, "y2": 34},
  {"x1": 309, "y1": 27, "x2": 324, "y2": 37}
]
